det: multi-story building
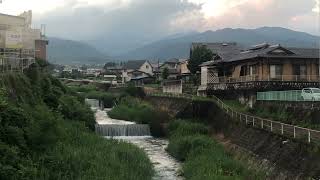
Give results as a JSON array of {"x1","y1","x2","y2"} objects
[
  {"x1": 196, "y1": 42, "x2": 320, "y2": 104},
  {"x1": 0, "y1": 10, "x2": 48, "y2": 72}
]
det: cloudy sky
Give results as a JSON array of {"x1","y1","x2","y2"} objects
[{"x1": 0, "y1": 0, "x2": 319, "y2": 53}]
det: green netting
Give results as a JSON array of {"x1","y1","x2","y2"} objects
[{"x1": 257, "y1": 90, "x2": 302, "y2": 101}]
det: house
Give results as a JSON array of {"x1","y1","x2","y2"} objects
[
  {"x1": 159, "y1": 58, "x2": 181, "y2": 80},
  {"x1": 122, "y1": 60, "x2": 153, "y2": 83},
  {"x1": 198, "y1": 43, "x2": 320, "y2": 97},
  {"x1": 0, "y1": 10, "x2": 48, "y2": 72},
  {"x1": 178, "y1": 59, "x2": 191, "y2": 81}
]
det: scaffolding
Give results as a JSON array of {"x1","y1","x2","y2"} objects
[
  {"x1": 0, "y1": 48, "x2": 35, "y2": 73},
  {"x1": 0, "y1": 19, "x2": 40, "y2": 73}
]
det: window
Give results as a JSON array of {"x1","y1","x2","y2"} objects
[
  {"x1": 240, "y1": 66, "x2": 248, "y2": 76},
  {"x1": 146, "y1": 65, "x2": 149, "y2": 69},
  {"x1": 294, "y1": 64, "x2": 307, "y2": 75},
  {"x1": 293, "y1": 64, "x2": 307, "y2": 79},
  {"x1": 270, "y1": 65, "x2": 282, "y2": 79},
  {"x1": 249, "y1": 65, "x2": 257, "y2": 76},
  {"x1": 312, "y1": 89, "x2": 320, "y2": 93}
]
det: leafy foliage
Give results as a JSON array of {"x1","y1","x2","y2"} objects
[
  {"x1": 0, "y1": 63, "x2": 154, "y2": 179},
  {"x1": 161, "y1": 67, "x2": 169, "y2": 80},
  {"x1": 188, "y1": 46, "x2": 213, "y2": 74},
  {"x1": 108, "y1": 97, "x2": 169, "y2": 136}
]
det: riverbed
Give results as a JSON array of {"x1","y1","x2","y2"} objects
[{"x1": 93, "y1": 106, "x2": 183, "y2": 180}]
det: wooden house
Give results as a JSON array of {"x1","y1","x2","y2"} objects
[{"x1": 198, "y1": 43, "x2": 320, "y2": 95}]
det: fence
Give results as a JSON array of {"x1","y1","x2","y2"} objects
[
  {"x1": 147, "y1": 92, "x2": 320, "y2": 145},
  {"x1": 212, "y1": 75, "x2": 320, "y2": 84},
  {"x1": 257, "y1": 90, "x2": 302, "y2": 101},
  {"x1": 257, "y1": 90, "x2": 320, "y2": 102}
]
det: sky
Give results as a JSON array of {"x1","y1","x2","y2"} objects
[{"x1": 0, "y1": 0, "x2": 319, "y2": 54}]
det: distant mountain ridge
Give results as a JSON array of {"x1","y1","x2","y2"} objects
[
  {"x1": 47, "y1": 37, "x2": 108, "y2": 65},
  {"x1": 48, "y1": 27, "x2": 320, "y2": 64},
  {"x1": 118, "y1": 27, "x2": 320, "y2": 60}
]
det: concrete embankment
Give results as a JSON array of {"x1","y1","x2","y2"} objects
[{"x1": 145, "y1": 96, "x2": 320, "y2": 179}]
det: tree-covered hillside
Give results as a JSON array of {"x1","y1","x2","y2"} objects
[{"x1": 0, "y1": 61, "x2": 153, "y2": 180}]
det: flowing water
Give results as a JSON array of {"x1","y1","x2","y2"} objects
[{"x1": 87, "y1": 99, "x2": 183, "y2": 180}]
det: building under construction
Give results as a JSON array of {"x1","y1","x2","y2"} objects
[{"x1": 0, "y1": 10, "x2": 48, "y2": 72}]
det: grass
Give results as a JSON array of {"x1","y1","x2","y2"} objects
[
  {"x1": 223, "y1": 99, "x2": 320, "y2": 130},
  {"x1": 167, "y1": 120, "x2": 265, "y2": 180},
  {"x1": 0, "y1": 65, "x2": 154, "y2": 180},
  {"x1": 36, "y1": 120, "x2": 154, "y2": 180},
  {"x1": 108, "y1": 97, "x2": 155, "y2": 124},
  {"x1": 108, "y1": 97, "x2": 170, "y2": 137},
  {"x1": 223, "y1": 100, "x2": 250, "y2": 113}
]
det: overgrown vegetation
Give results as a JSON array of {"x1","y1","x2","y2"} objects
[
  {"x1": 0, "y1": 60, "x2": 154, "y2": 180},
  {"x1": 167, "y1": 120, "x2": 265, "y2": 180},
  {"x1": 223, "y1": 100, "x2": 320, "y2": 130},
  {"x1": 108, "y1": 96, "x2": 169, "y2": 137}
]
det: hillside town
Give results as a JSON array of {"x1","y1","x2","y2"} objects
[{"x1": 1, "y1": 1, "x2": 320, "y2": 179}]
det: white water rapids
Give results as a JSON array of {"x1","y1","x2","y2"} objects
[{"x1": 86, "y1": 99, "x2": 183, "y2": 180}]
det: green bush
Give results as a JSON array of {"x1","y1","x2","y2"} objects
[
  {"x1": 184, "y1": 148, "x2": 249, "y2": 180},
  {"x1": 167, "y1": 119, "x2": 264, "y2": 180},
  {"x1": 85, "y1": 91, "x2": 117, "y2": 108},
  {"x1": 167, "y1": 135, "x2": 215, "y2": 161},
  {"x1": 108, "y1": 97, "x2": 155, "y2": 124},
  {"x1": 168, "y1": 120, "x2": 209, "y2": 137},
  {"x1": 0, "y1": 71, "x2": 155, "y2": 180},
  {"x1": 58, "y1": 95, "x2": 95, "y2": 131},
  {"x1": 123, "y1": 85, "x2": 145, "y2": 98}
]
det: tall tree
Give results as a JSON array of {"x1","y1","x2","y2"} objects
[
  {"x1": 161, "y1": 67, "x2": 169, "y2": 80},
  {"x1": 188, "y1": 46, "x2": 213, "y2": 74}
]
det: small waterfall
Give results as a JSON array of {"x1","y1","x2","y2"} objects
[{"x1": 96, "y1": 124, "x2": 151, "y2": 136}]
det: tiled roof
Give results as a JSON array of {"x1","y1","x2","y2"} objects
[
  {"x1": 200, "y1": 43, "x2": 320, "y2": 66},
  {"x1": 228, "y1": 44, "x2": 320, "y2": 62},
  {"x1": 123, "y1": 60, "x2": 147, "y2": 70}
]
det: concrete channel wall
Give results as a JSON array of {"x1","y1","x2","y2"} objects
[{"x1": 145, "y1": 94, "x2": 320, "y2": 179}]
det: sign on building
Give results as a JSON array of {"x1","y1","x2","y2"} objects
[{"x1": 5, "y1": 30, "x2": 23, "y2": 48}]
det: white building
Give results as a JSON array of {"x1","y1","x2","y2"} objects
[
  {"x1": 122, "y1": 60, "x2": 153, "y2": 83},
  {"x1": 0, "y1": 10, "x2": 48, "y2": 72}
]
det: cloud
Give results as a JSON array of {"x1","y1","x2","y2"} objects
[
  {"x1": 200, "y1": 0, "x2": 319, "y2": 35},
  {"x1": 31, "y1": 0, "x2": 319, "y2": 55},
  {"x1": 33, "y1": 0, "x2": 201, "y2": 54}
]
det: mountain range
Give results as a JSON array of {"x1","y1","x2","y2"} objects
[
  {"x1": 47, "y1": 27, "x2": 320, "y2": 64},
  {"x1": 47, "y1": 37, "x2": 109, "y2": 65}
]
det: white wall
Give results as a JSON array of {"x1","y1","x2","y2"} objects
[
  {"x1": 201, "y1": 66, "x2": 208, "y2": 86},
  {"x1": 163, "y1": 82, "x2": 182, "y2": 94},
  {"x1": 139, "y1": 61, "x2": 153, "y2": 75}
]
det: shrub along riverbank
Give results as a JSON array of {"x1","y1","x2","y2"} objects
[
  {"x1": 0, "y1": 61, "x2": 154, "y2": 180},
  {"x1": 167, "y1": 120, "x2": 265, "y2": 180},
  {"x1": 108, "y1": 96, "x2": 169, "y2": 137}
]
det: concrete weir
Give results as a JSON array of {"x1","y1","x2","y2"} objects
[
  {"x1": 95, "y1": 124, "x2": 151, "y2": 136},
  {"x1": 86, "y1": 98, "x2": 183, "y2": 180}
]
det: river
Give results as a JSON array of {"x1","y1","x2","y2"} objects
[{"x1": 87, "y1": 99, "x2": 183, "y2": 180}]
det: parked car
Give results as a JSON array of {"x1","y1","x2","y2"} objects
[{"x1": 301, "y1": 88, "x2": 320, "y2": 101}]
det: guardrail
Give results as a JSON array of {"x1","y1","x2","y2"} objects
[{"x1": 147, "y1": 92, "x2": 320, "y2": 145}]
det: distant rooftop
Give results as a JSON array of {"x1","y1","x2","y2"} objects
[
  {"x1": 191, "y1": 42, "x2": 242, "y2": 61},
  {"x1": 123, "y1": 60, "x2": 148, "y2": 70}
]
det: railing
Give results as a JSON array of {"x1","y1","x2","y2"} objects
[
  {"x1": 211, "y1": 75, "x2": 320, "y2": 84},
  {"x1": 147, "y1": 92, "x2": 320, "y2": 145}
]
